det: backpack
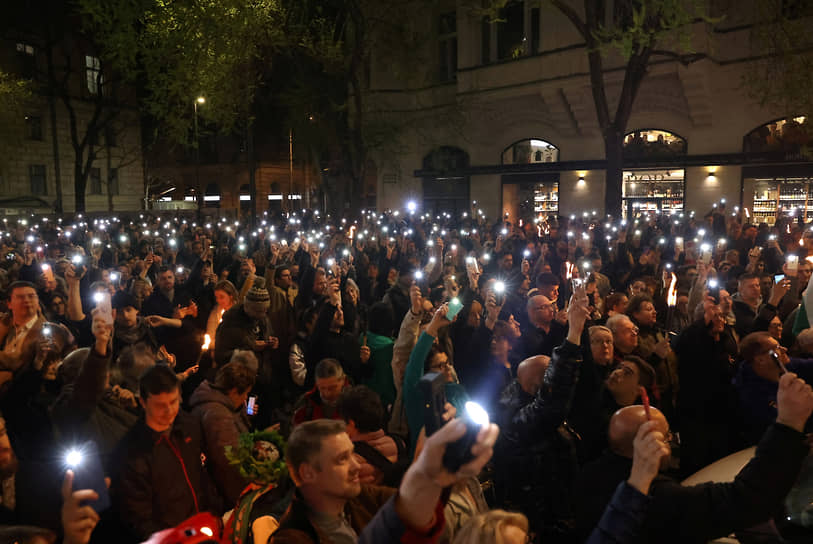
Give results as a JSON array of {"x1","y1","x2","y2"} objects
[{"x1": 353, "y1": 434, "x2": 409, "y2": 487}]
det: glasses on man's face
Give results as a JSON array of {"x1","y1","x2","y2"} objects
[{"x1": 623, "y1": 325, "x2": 639, "y2": 335}]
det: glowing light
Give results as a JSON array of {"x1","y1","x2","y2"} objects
[{"x1": 202, "y1": 334, "x2": 211, "y2": 350}]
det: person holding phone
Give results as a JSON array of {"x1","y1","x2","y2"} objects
[
  {"x1": 403, "y1": 304, "x2": 470, "y2": 456},
  {"x1": 493, "y1": 282, "x2": 591, "y2": 538},
  {"x1": 189, "y1": 361, "x2": 257, "y2": 506}
]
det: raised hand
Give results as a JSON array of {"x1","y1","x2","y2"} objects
[{"x1": 627, "y1": 420, "x2": 670, "y2": 495}]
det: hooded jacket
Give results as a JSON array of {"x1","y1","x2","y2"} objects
[{"x1": 189, "y1": 380, "x2": 251, "y2": 507}]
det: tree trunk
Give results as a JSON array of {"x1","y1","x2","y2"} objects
[
  {"x1": 74, "y1": 163, "x2": 86, "y2": 213},
  {"x1": 44, "y1": 33, "x2": 63, "y2": 214},
  {"x1": 247, "y1": 120, "x2": 257, "y2": 227},
  {"x1": 604, "y1": 129, "x2": 624, "y2": 217}
]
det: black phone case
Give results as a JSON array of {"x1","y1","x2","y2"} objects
[{"x1": 70, "y1": 441, "x2": 111, "y2": 512}]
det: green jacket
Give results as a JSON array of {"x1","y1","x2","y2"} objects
[
  {"x1": 361, "y1": 332, "x2": 396, "y2": 409},
  {"x1": 404, "y1": 331, "x2": 469, "y2": 455}
]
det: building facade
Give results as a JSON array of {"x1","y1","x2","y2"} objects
[
  {"x1": 369, "y1": 0, "x2": 812, "y2": 223},
  {"x1": 0, "y1": 27, "x2": 145, "y2": 215}
]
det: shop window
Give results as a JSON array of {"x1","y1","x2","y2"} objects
[
  {"x1": 743, "y1": 117, "x2": 809, "y2": 156},
  {"x1": 438, "y1": 11, "x2": 457, "y2": 82},
  {"x1": 501, "y1": 139, "x2": 559, "y2": 164},
  {"x1": 622, "y1": 169, "x2": 685, "y2": 219},
  {"x1": 204, "y1": 183, "x2": 221, "y2": 207},
  {"x1": 623, "y1": 129, "x2": 687, "y2": 160}
]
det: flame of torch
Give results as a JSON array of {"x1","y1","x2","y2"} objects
[
  {"x1": 565, "y1": 261, "x2": 573, "y2": 280},
  {"x1": 537, "y1": 224, "x2": 543, "y2": 237},
  {"x1": 218, "y1": 308, "x2": 225, "y2": 324},
  {"x1": 667, "y1": 273, "x2": 678, "y2": 307},
  {"x1": 202, "y1": 334, "x2": 211, "y2": 350},
  {"x1": 349, "y1": 225, "x2": 356, "y2": 239}
]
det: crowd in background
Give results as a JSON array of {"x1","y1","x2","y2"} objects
[{"x1": 0, "y1": 200, "x2": 813, "y2": 543}]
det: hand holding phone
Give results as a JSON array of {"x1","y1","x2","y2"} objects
[
  {"x1": 446, "y1": 298, "x2": 464, "y2": 320},
  {"x1": 64, "y1": 442, "x2": 111, "y2": 513}
]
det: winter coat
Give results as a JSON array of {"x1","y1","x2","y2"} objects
[
  {"x1": 308, "y1": 301, "x2": 364, "y2": 382},
  {"x1": 493, "y1": 340, "x2": 581, "y2": 535},
  {"x1": 731, "y1": 294, "x2": 778, "y2": 338},
  {"x1": 188, "y1": 380, "x2": 250, "y2": 507},
  {"x1": 271, "y1": 486, "x2": 395, "y2": 544},
  {"x1": 111, "y1": 411, "x2": 219, "y2": 541},
  {"x1": 574, "y1": 423, "x2": 810, "y2": 543}
]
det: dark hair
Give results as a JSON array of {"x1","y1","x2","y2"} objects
[
  {"x1": 285, "y1": 419, "x2": 347, "y2": 473},
  {"x1": 626, "y1": 294, "x2": 655, "y2": 318},
  {"x1": 622, "y1": 355, "x2": 656, "y2": 390},
  {"x1": 738, "y1": 272, "x2": 758, "y2": 282},
  {"x1": 315, "y1": 358, "x2": 344, "y2": 379},
  {"x1": 157, "y1": 265, "x2": 174, "y2": 275},
  {"x1": 213, "y1": 362, "x2": 256, "y2": 393},
  {"x1": 368, "y1": 302, "x2": 394, "y2": 337},
  {"x1": 139, "y1": 363, "x2": 180, "y2": 400},
  {"x1": 423, "y1": 344, "x2": 448, "y2": 372},
  {"x1": 535, "y1": 272, "x2": 559, "y2": 288},
  {"x1": 739, "y1": 331, "x2": 773, "y2": 363},
  {"x1": 299, "y1": 306, "x2": 319, "y2": 330},
  {"x1": 7, "y1": 281, "x2": 36, "y2": 297},
  {"x1": 337, "y1": 385, "x2": 384, "y2": 433},
  {"x1": 605, "y1": 292, "x2": 628, "y2": 311}
]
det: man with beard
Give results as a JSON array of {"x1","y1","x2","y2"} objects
[{"x1": 111, "y1": 292, "x2": 159, "y2": 362}]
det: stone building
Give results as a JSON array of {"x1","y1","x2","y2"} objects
[
  {"x1": 368, "y1": 1, "x2": 813, "y2": 223},
  {"x1": 0, "y1": 26, "x2": 144, "y2": 215}
]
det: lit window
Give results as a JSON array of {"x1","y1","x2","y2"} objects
[{"x1": 85, "y1": 55, "x2": 102, "y2": 95}]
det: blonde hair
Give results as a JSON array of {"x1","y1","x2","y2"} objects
[{"x1": 452, "y1": 509, "x2": 529, "y2": 544}]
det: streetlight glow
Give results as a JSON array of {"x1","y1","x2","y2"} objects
[{"x1": 196, "y1": 96, "x2": 206, "y2": 104}]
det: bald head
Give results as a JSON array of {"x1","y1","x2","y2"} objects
[
  {"x1": 517, "y1": 355, "x2": 551, "y2": 395},
  {"x1": 608, "y1": 405, "x2": 669, "y2": 458}
]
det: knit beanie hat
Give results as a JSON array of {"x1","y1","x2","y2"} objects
[{"x1": 244, "y1": 276, "x2": 270, "y2": 318}]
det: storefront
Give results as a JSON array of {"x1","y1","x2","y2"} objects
[
  {"x1": 622, "y1": 169, "x2": 685, "y2": 217},
  {"x1": 422, "y1": 146, "x2": 470, "y2": 215},
  {"x1": 743, "y1": 117, "x2": 813, "y2": 225},
  {"x1": 621, "y1": 129, "x2": 688, "y2": 218},
  {"x1": 500, "y1": 139, "x2": 560, "y2": 219}
]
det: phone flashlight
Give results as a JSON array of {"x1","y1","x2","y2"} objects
[
  {"x1": 523, "y1": 250, "x2": 531, "y2": 258},
  {"x1": 72, "y1": 255, "x2": 83, "y2": 265},
  {"x1": 110, "y1": 272, "x2": 119, "y2": 282},
  {"x1": 42, "y1": 326, "x2": 51, "y2": 337},
  {"x1": 65, "y1": 449, "x2": 83, "y2": 468},
  {"x1": 414, "y1": 270, "x2": 424, "y2": 281},
  {"x1": 93, "y1": 292, "x2": 104, "y2": 304},
  {"x1": 327, "y1": 258, "x2": 335, "y2": 267},
  {"x1": 176, "y1": 266, "x2": 184, "y2": 274}
]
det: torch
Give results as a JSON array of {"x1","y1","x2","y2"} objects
[{"x1": 665, "y1": 272, "x2": 677, "y2": 333}]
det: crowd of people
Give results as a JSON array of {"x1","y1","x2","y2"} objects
[{"x1": 1, "y1": 200, "x2": 813, "y2": 544}]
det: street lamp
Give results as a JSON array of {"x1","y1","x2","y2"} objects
[{"x1": 194, "y1": 96, "x2": 205, "y2": 216}]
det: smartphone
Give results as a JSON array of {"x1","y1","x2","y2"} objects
[
  {"x1": 787, "y1": 255, "x2": 799, "y2": 275},
  {"x1": 65, "y1": 441, "x2": 111, "y2": 512},
  {"x1": 493, "y1": 281, "x2": 506, "y2": 306},
  {"x1": 769, "y1": 349, "x2": 788, "y2": 375},
  {"x1": 707, "y1": 279, "x2": 720, "y2": 303},
  {"x1": 675, "y1": 237, "x2": 684, "y2": 253},
  {"x1": 246, "y1": 396, "x2": 257, "y2": 416},
  {"x1": 419, "y1": 372, "x2": 447, "y2": 437},
  {"x1": 774, "y1": 274, "x2": 785, "y2": 284},
  {"x1": 447, "y1": 297, "x2": 464, "y2": 320},
  {"x1": 94, "y1": 292, "x2": 113, "y2": 325}
]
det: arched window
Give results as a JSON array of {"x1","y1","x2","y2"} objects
[
  {"x1": 743, "y1": 116, "x2": 809, "y2": 154},
  {"x1": 422, "y1": 146, "x2": 469, "y2": 173},
  {"x1": 501, "y1": 139, "x2": 559, "y2": 165},
  {"x1": 623, "y1": 129, "x2": 687, "y2": 159}
]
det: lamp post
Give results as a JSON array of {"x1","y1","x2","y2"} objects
[{"x1": 194, "y1": 96, "x2": 205, "y2": 217}]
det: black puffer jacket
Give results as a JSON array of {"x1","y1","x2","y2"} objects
[
  {"x1": 493, "y1": 340, "x2": 582, "y2": 537},
  {"x1": 111, "y1": 411, "x2": 220, "y2": 542}
]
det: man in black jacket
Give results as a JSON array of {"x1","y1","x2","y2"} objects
[
  {"x1": 731, "y1": 272, "x2": 788, "y2": 338},
  {"x1": 574, "y1": 372, "x2": 813, "y2": 543},
  {"x1": 493, "y1": 285, "x2": 589, "y2": 539},
  {"x1": 515, "y1": 294, "x2": 566, "y2": 362},
  {"x1": 112, "y1": 365, "x2": 220, "y2": 542}
]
